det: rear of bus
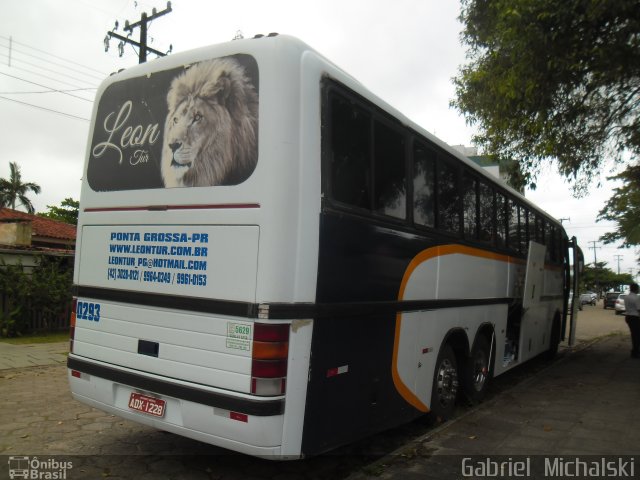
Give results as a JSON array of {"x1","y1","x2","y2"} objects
[{"x1": 67, "y1": 35, "x2": 319, "y2": 459}]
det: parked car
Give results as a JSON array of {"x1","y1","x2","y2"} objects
[
  {"x1": 580, "y1": 293, "x2": 596, "y2": 306},
  {"x1": 615, "y1": 294, "x2": 627, "y2": 315},
  {"x1": 604, "y1": 292, "x2": 621, "y2": 309}
]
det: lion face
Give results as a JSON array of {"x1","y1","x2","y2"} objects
[
  {"x1": 160, "y1": 57, "x2": 258, "y2": 188},
  {"x1": 162, "y1": 96, "x2": 232, "y2": 187}
]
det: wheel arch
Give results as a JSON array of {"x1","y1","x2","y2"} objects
[{"x1": 439, "y1": 327, "x2": 470, "y2": 368}]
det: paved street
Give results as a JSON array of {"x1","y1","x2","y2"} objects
[{"x1": 0, "y1": 303, "x2": 638, "y2": 479}]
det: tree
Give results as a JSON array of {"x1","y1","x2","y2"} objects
[
  {"x1": 597, "y1": 166, "x2": 640, "y2": 259},
  {"x1": 0, "y1": 162, "x2": 42, "y2": 214},
  {"x1": 38, "y1": 198, "x2": 79, "y2": 225},
  {"x1": 581, "y1": 261, "x2": 635, "y2": 292},
  {"x1": 453, "y1": 0, "x2": 640, "y2": 189},
  {"x1": 452, "y1": 0, "x2": 640, "y2": 257}
]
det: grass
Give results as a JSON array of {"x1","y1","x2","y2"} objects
[{"x1": 0, "y1": 331, "x2": 69, "y2": 345}]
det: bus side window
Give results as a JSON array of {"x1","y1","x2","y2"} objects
[
  {"x1": 413, "y1": 142, "x2": 436, "y2": 227},
  {"x1": 547, "y1": 223, "x2": 555, "y2": 262},
  {"x1": 330, "y1": 93, "x2": 371, "y2": 209},
  {"x1": 496, "y1": 193, "x2": 507, "y2": 248},
  {"x1": 478, "y1": 182, "x2": 494, "y2": 244},
  {"x1": 374, "y1": 120, "x2": 406, "y2": 219},
  {"x1": 436, "y1": 158, "x2": 460, "y2": 235},
  {"x1": 463, "y1": 172, "x2": 478, "y2": 240},
  {"x1": 508, "y1": 200, "x2": 520, "y2": 253},
  {"x1": 520, "y1": 208, "x2": 529, "y2": 254}
]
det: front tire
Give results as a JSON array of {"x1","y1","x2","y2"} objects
[{"x1": 429, "y1": 344, "x2": 459, "y2": 423}]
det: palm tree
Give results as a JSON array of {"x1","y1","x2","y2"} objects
[{"x1": 0, "y1": 162, "x2": 42, "y2": 214}]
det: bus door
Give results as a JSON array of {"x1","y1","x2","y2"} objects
[{"x1": 519, "y1": 241, "x2": 546, "y2": 362}]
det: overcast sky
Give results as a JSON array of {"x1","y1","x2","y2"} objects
[{"x1": 0, "y1": 0, "x2": 637, "y2": 279}]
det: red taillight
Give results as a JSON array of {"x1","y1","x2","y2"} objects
[
  {"x1": 251, "y1": 359, "x2": 288, "y2": 378},
  {"x1": 69, "y1": 297, "x2": 77, "y2": 353},
  {"x1": 251, "y1": 323, "x2": 289, "y2": 396}
]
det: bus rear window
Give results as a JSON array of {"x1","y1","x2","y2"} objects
[{"x1": 87, "y1": 54, "x2": 259, "y2": 191}]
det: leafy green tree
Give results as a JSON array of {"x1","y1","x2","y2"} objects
[
  {"x1": 452, "y1": 0, "x2": 640, "y2": 254},
  {"x1": 0, "y1": 162, "x2": 42, "y2": 214},
  {"x1": 597, "y1": 166, "x2": 640, "y2": 259},
  {"x1": 453, "y1": 0, "x2": 640, "y2": 189},
  {"x1": 580, "y1": 261, "x2": 635, "y2": 292},
  {"x1": 38, "y1": 197, "x2": 79, "y2": 225}
]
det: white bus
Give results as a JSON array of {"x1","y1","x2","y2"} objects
[{"x1": 68, "y1": 34, "x2": 581, "y2": 459}]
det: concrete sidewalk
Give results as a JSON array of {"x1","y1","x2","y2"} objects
[
  {"x1": 0, "y1": 340, "x2": 68, "y2": 370},
  {"x1": 349, "y1": 333, "x2": 640, "y2": 479}
]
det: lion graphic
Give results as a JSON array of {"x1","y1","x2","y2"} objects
[{"x1": 161, "y1": 57, "x2": 258, "y2": 187}]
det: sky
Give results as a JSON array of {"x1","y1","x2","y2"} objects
[{"x1": 0, "y1": 0, "x2": 637, "y2": 280}]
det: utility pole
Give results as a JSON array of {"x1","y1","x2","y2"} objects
[
  {"x1": 588, "y1": 240, "x2": 601, "y2": 294},
  {"x1": 104, "y1": 2, "x2": 173, "y2": 64},
  {"x1": 614, "y1": 254, "x2": 623, "y2": 275},
  {"x1": 587, "y1": 240, "x2": 601, "y2": 266}
]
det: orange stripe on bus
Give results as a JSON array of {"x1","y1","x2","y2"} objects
[{"x1": 391, "y1": 244, "x2": 516, "y2": 412}]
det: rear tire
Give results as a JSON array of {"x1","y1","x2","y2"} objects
[
  {"x1": 429, "y1": 344, "x2": 459, "y2": 423},
  {"x1": 462, "y1": 335, "x2": 491, "y2": 404}
]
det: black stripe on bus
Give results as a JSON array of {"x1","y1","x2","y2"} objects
[
  {"x1": 264, "y1": 297, "x2": 513, "y2": 319},
  {"x1": 75, "y1": 286, "x2": 259, "y2": 318},
  {"x1": 67, "y1": 356, "x2": 284, "y2": 416},
  {"x1": 75, "y1": 285, "x2": 512, "y2": 320}
]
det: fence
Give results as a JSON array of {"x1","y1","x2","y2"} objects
[
  {"x1": 0, "y1": 254, "x2": 73, "y2": 336},
  {"x1": 0, "y1": 292, "x2": 72, "y2": 334}
]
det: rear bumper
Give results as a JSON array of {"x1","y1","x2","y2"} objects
[
  {"x1": 68, "y1": 355, "x2": 289, "y2": 458},
  {"x1": 68, "y1": 356, "x2": 284, "y2": 415}
]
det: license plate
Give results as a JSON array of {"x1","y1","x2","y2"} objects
[{"x1": 128, "y1": 392, "x2": 166, "y2": 418}]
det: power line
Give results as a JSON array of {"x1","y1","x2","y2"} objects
[
  {"x1": 0, "y1": 62, "x2": 95, "y2": 91},
  {"x1": 0, "y1": 43, "x2": 105, "y2": 82},
  {"x1": 0, "y1": 71, "x2": 93, "y2": 102},
  {"x1": 0, "y1": 34, "x2": 107, "y2": 76},
  {"x1": 0, "y1": 87, "x2": 95, "y2": 95},
  {"x1": 0, "y1": 95, "x2": 89, "y2": 122},
  {"x1": 0, "y1": 53, "x2": 99, "y2": 89}
]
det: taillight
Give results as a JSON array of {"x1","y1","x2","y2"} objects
[
  {"x1": 251, "y1": 323, "x2": 289, "y2": 396},
  {"x1": 69, "y1": 297, "x2": 77, "y2": 353}
]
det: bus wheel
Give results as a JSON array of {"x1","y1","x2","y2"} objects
[
  {"x1": 430, "y1": 344, "x2": 458, "y2": 423},
  {"x1": 463, "y1": 335, "x2": 491, "y2": 404}
]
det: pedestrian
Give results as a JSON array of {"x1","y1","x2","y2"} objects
[{"x1": 624, "y1": 283, "x2": 640, "y2": 359}]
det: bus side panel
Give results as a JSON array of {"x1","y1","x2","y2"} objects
[
  {"x1": 302, "y1": 314, "x2": 415, "y2": 456},
  {"x1": 301, "y1": 212, "x2": 437, "y2": 455}
]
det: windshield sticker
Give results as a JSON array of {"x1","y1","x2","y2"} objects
[{"x1": 88, "y1": 54, "x2": 259, "y2": 191}]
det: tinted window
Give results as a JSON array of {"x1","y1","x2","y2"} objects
[
  {"x1": 330, "y1": 94, "x2": 371, "y2": 209},
  {"x1": 479, "y1": 182, "x2": 494, "y2": 243},
  {"x1": 536, "y1": 217, "x2": 545, "y2": 244},
  {"x1": 520, "y1": 208, "x2": 529, "y2": 253},
  {"x1": 374, "y1": 120, "x2": 406, "y2": 218},
  {"x1": 413, "y1": 142, "x2": 436, "y2": 227},
  {"x1": 437, "y1": 159, "x2": 460, "y2": 234},
  {"x1": 463, "y1": 173, "x2": 478, "y2": 239},
  {"x1": 508, "y1": 200, "x2": 520, "y2": 253},
  {"x1": 496, "y1": 193, "x2": 507, "y2": 248}
]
